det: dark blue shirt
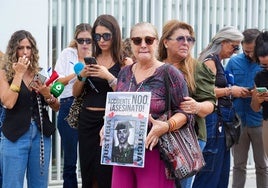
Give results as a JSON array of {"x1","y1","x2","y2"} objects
[{"x1": 225, "y1": 53, "x2": 262, "y2": 127}]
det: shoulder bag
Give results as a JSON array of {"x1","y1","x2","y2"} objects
[
  {"x1": 65, "y1": 90, "x2": 86, "y2": 129},
  {"x1": 158, "y1": 65, "x2": 205, "y2": 180},
  {"x1": 216, "y1": 106, "x2": 241, "y2": 150}
]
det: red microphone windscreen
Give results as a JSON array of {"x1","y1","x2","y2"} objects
[{"x1": 45, "y1": 70, "x2": 59, "y2": 86}]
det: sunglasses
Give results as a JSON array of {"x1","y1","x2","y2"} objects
[
  {"x1": 76, "y1": 38, "x2": 92, "y2": 44},
  {"x1": 93, "y1": 33, "x2": 112, "y2": 41},
  {"x1": 131, "y1": 36, "x2": 156, "y2": 45},
  {"x1": 168, "y1": 36, "x2": 196, "y2": 44},
  {"x1": 231, "y1": 45, "x2": 240, "y2": 51}
]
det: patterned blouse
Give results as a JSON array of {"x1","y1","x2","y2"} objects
[{"x1": 116, "y1": 63, "x2": 189, "y2": 119}]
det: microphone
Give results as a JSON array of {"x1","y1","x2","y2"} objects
[
  {"x1": 45, "y1": 70, "x2": 59, "y2": 86},
  {"x1": 73, "y1": 62, "x2": 99, "y2": 93},
  {"x1": 50, "y1": 81, "x2": 65, "y2": 97}
]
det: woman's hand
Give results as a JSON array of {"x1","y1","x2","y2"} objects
[
  {"x1": 180, "y1": 97, "x2": 200, "y2": 114},
  {"x1": 87, "y1": 64, "x2": 114, "y2": 80},
  {"x1": 99, "y1": 126, "x2": 104, "y2": 146},
  {"x1": 145, "y1": 114, "x2": 169, "y2": 151},
  {"x1": 12, "y1": 55, "x2": 30, "y2": 76}
]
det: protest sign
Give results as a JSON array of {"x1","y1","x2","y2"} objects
[{"x1": 101, "y1": 92, "x2": 151, "y2": 168}]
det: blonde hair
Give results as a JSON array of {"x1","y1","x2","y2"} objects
[{"x1": 2, "y1": 30, "x2": 40, "y2": 82}]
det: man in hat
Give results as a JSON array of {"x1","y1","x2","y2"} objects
[{"x1": 112, "y1": 121, "x2": 134, "y2": 164}]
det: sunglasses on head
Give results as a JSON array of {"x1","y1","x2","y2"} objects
[
  {"x1": 76, "y1": 38, "x2": 92, "y2": 44},
  {"x1": 93, "y1": 33, "x2": 112, "y2": 42},
  {"x1": 131, "y1": 36, "x2": 156, "y2": 46},
  {"x1": 168, "y1": 36, "x2": 195, "y2": 44}
]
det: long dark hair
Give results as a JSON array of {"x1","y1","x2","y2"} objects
[{"x1": 91, "y1": 14, "x2": 122, "y2": 65}]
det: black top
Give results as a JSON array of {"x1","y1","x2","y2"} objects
[
  {"x1": 206, "y1": 54, "x2": 232, "y2": 107},
  {"x1": 254, "y1": 69, "x2": 268, "y2": 120},
  {"x1": 83, "y1": 63, "x2": 121, "y2": 108},
  {"x1": 2, "y1": 82, "x2": 51, "y2": 142}
]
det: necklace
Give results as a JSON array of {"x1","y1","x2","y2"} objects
[
  {"x1": 128, "y1": 64, "x2": 155, "y2": 92},
  {"x1": 128, "y1": 73, "x2": 144, "y2": 92}
]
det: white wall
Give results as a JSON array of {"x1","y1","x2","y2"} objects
[{"x1": 0, "y1": 0, "x2": 48, "y2": 69}]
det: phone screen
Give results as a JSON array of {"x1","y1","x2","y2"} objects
[
  {"x1": 256, "y1": 87, "x2": 268, "y2": 93},
  {"x1": 84, "y1": 57, "x2": 97, "y2": 65}
]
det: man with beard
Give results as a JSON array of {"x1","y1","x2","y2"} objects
[
  {"x1": 226, "y1": 28, "x2": 268, "y2": 188},
  {"x1": 112, "y1": 121, "x2": 134, "y2": 164}
]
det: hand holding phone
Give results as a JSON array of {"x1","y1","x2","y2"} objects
[
  {"x1": 84, "y1": 57, "x2": 97, "y2": 65},
  {"x1": 29, "y1": 73, "x2": 47, "y2": 88},
  {"x1": 256, "y1": 87, "x2": 268, "y2": 93}
]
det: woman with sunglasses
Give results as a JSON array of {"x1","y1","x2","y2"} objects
[
  {"x1": 100, "y1": 22, "x2": 190, "y2": 188},
  {"x1": 158, "y1": 20, "x2": 216, "y2": 188},
  {"x1": 54, "y1": 23, "x2": 92, "y2": 188},
  {"x1": 192, "y1": 27, "x2": 244, "y2": 188},
  {"x1": 73, "y1": 15, "x2": 122, "y2": 188}
]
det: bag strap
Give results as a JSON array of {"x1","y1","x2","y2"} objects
[{"x1": 164, "y1": 64, "x2": 171, "y2": 117}]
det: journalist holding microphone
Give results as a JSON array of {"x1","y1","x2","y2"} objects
[
  {"x1": 54, "y1": 23, "x2": 92, "y2": 188},
  {"x1": 0, "y1": 30, "x2": 60, "y2": 188}
]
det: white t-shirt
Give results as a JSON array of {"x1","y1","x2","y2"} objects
[{"x1": 54, "y1": 47, "x2": 78, "y2": 99}]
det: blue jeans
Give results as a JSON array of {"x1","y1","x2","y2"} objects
[
  {"x1": 0, "y1": 105, "x2": 5, "y2": 188},
  {"x1": 58, "y1": 97, "x2": 78, "y2": 188},
  {"x1": 180, "y1": 139, "x2": 206, "y2": 188},
  {"x1": 0, "y1": 121, "x2": 51, "y2": 188},
  {"x1": 193, "y1": 106, "x2": 234, "y2": 188}
]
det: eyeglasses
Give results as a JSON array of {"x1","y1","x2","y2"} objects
[
  {"x1": 76, "y1": 38, "x2": 92, "y2": 44},
  {"x1": 131, "y1": 36, "x2": 156, "y2": 46},
  {"x1": 231, "y1": 45, "x2": 240, "y2": 51},
  {"x1": 93, "y1": 33, "x2": 112, "y2": 42},
  {"x1": 168, "y1": 36, "x2": 196, "y2": 44}
]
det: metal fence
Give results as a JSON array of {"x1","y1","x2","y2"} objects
[{"x1": 48, "y1": 0, "x2": 267, "y2": 186}]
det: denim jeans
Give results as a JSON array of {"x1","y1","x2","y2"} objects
[
  {"x1": 58, "y1": 97, "x2": 78, "y2": 188},
  {"x1": 0, "y1": 105, "x2": 5, "y2": 188},
  {"x1": 180, "y1": 139, "x2": 206, "y2": 188},
  {"x1": 0, "y1": 121, "x2": 51, "y2": 188},
  {"x1": 193, "y1": 106, "x2": 234, "y2": 188}
]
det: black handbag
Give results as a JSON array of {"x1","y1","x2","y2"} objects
[
  {"x1": 216, "y1": 107, "x2": 241, "y2": 149},
  {"x1": 158, "y1": 65, "x2": 205, "y2": 180}
]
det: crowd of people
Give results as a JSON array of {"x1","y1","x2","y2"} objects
[{"x1": 1, "y1": 13, "x2": 268, "y2": 188}]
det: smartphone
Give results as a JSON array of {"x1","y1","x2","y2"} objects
[
  {"x1": 256, "y1": 87, "x2": 268, "y2": 93},
  {"x1": 84, "y1": 57, "x2": 97, "y2": 65},
  {"x1": 29, "y1": 73, "x2": 47, "y2": 87}
]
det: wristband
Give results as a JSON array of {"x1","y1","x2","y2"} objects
[
  {"x1": 10, "y1": 84, "x2": 20, "y2": 93},
  {"x1": 77, "y1": 74, "x2": 86, "y2": 82}
]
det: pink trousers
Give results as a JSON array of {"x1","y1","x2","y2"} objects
[{"x1": 112, "y1": 148, "x2": 174, "y2": 188}]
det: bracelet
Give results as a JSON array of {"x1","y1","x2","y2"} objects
[
  {"x1": 229, "y1": 86, "x2": 232, "y2": 97},
  {"x1": 45, "y1": 95, "x2": 56, "y2": 105},
  {"x1": 108, "y1": 78, "x2": 117, "y2": 88},
  {"x1": 224, "y1": 87, "x2": 228, "y2": 96},
  {"x1": 10, "y1": 84, "x2": 20, "y2": 93},
  {"x1": 167, "y1": 118, "x2": 176, "y2": 132},
  {"x1": 77, "y1": 74, "x2": 86, "y2": 82}
]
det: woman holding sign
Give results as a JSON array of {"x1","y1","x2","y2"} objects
[{"x1": 101, "y1": 22, "x2": 190, "y2": 188}]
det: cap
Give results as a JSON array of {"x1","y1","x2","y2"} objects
[{"x1": 115, "y1": 121, "x2": 132, "y2": 130}]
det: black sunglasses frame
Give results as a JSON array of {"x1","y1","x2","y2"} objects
[
  {"x1": 131, "y1": 36, "x2": 156, "y2": 45},
  {"x1": 93, "y1": 33, "x2": 112, "y2": 42},
  {"x1": 76, "y1": 38, "x2": 92, "y2": 44}
]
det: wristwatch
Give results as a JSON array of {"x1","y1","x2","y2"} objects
[{"x1": 77, "y1": 74, "x2": 86, "y2": 82}]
